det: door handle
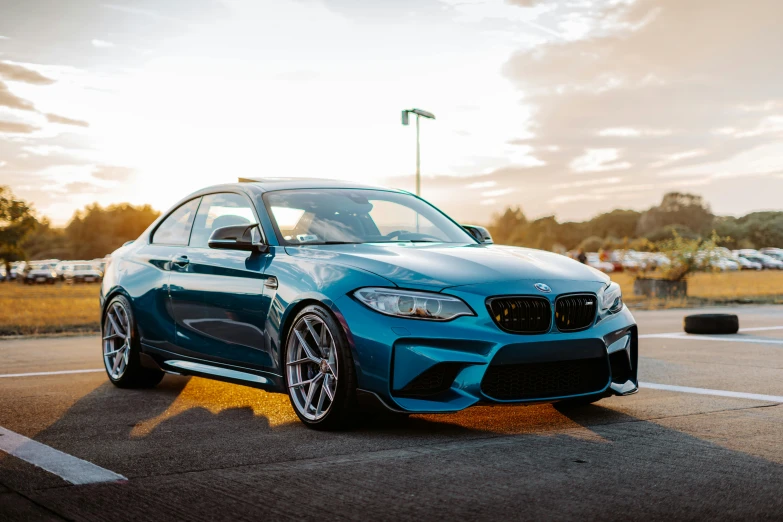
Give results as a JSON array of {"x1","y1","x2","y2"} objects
[{"x1": 172, "y1": 255, "x2": 190, "y2": 268}]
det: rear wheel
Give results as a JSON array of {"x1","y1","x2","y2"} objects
[
  {"x1": 103, "y1": 295, "x2": 164, "y2": 388},
  {"x1": 285, "y1": 305, "x2": 357, "y2": 430}
]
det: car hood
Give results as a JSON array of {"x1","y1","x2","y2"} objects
[{"x1": 285, "y1": 243, "x2": 609, "y2": 289}]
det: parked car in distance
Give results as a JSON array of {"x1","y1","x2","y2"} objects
[
  {"x1": 22, "y1": 262, "x2": 58, "y2": 284},
  {"x1": 586, "y1": 252, "x2": 614, "y2": 273},
  {"x1": 734, "y1": 250, "x2": 783, "y2": 270},
  {"x1": 760, "y1": 248, "x2": 783, "y2": 262},
  {"x1": 64, "y1": 263, "x2": 103, "y2": 283}
]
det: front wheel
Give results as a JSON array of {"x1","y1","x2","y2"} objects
[
  {"x1": 285, "y1": 305, "x2": 357, "y2": 430},
  {"x1": 102, "y1": 295, "x2": 164, "y2": 388}
]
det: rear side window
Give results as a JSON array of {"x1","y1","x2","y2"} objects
[{"x1": 152, "y1": 198, "x2": 201, "y2": 245}]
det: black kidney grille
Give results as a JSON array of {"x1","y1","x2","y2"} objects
[
  {"x1": 481, "y1": 357, "x2": 609, "y2": 401},
  {"x1": 487, "y1": 297, "x2": 551, "y2": 334},
  {"x1": 555, "y1": 294, "x2": 597, "y2": 332}
]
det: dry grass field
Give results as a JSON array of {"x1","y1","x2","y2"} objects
[
  {"x1": 1, "y1": 271, "x2": 783, "y2": 336},
  {"x1": 614, "y1": 270, "x2": 783, "y2": 308},
  {"x1": 0, "y1": 283, "x2": 100, "y2": 336}
]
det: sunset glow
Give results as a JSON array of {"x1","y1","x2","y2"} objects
[{"x1": 1, "y1": 0, "x2": 782, "y2": 224}]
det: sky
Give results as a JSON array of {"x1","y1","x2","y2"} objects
[{"x1": 1, "y1": 0, "x2": 782, "y2": 226}]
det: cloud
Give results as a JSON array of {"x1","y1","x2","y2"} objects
[
  {"x1": 569, "y1": 148, "x2": 631, "y2": 173},
  {"x1": 0, "y1": 120, "x2": 37, "y2": 133},
  {"x1": 0, "y1": 81, "x2": 36, "y2": 111},
  {"x1": 91, "y1": 39, "x2": 115, "y2": 48},
  {"x1": 62, "y1": 181, "x2": 101, "y2": 194},
  {"x1": 45, "y1": 113, "x2": 89, "y2": 127},
  {"x1": 494, "y1": 0, "x2": 783, "y2": 218},
  {"x1": 0, "y1": 61, "x2": 55, "y2": 85},
  {"x1": 92, "y1": 165, "x2": 134, "y2": 181}
]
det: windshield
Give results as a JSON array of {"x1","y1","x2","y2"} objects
[{"x1": 263, "y1": 189, "x2": 476, "y2": 246}]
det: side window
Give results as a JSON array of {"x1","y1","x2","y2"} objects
[
  {"x1": 189, "y1": 193, "x2": 258, "y2": 248},
  {"x1": 152, "y1": 198, "x2": 201, "y2": 246}
]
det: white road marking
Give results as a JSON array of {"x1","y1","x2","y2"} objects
[
  {"x1": 641, "y1": 382, "x2": 783, "y2": 403},
  {"x1": 639, "y1": 333, "x2": 783, "y2": 345},
  {"x1": 0, "y1": 369, "x2": 104, "y2": 379},
  {"x1": 640, "y1": 325, "x2": 783, "y2": 339},
  {"x1": 738, "y1": 326, "x2": 783, "y2": 332},
  {"x1": 0, "y1": 426, "x2": 126, "y2": 485}
]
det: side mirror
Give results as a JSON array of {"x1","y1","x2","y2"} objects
[
  {"x1": 208, "y1": 224, "x2": 269, "y2": 253},
  {"x1": 462, "y1": 224, "x2": 493, "y2": 244}
]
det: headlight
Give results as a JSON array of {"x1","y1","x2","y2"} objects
[
  {"x1": 600, "y1": 281, "x2": 623, "y2": 313},
  {"x1": 353, "y1": 287, "x2": 474, "y2": 321}
]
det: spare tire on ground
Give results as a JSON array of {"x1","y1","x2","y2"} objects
[{"x1": 683, "y1": 314, "x2": 739, "y2": 335}]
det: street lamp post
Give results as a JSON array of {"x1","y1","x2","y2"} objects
[{"x1": 401, "y1": 108, "x2": 435, "y2": 196}]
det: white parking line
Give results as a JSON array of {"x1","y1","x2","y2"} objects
[
  {"x1": 738, "y1": 326, "x2": 783, "y2": 333},
  {"x1": 0, "y1": 426, "x2": 126, "y2": 485},
  {"x1": 0, "y1": 369, "x2": 104, "y2": 378},
  {"x1": 640, "y1": 325, "x2": 783, "y2": 340},
  {"x1": 641, "y1": 382, "x2": 783, "y2": 403},
  {"x1": 639, "y1": 333, "x2": 783, "y2": 345}
]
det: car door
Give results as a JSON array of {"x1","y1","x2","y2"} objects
[
  {"x1": 168, "y1": 192, "x2": 276, "y2": 370},
  {"x1": 135, "y1": 197, "x2": 202, "y2": 351}
]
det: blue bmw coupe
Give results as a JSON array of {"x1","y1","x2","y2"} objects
[{"x1": 100, "y1": 178, "x2": 638, "y2": 429}]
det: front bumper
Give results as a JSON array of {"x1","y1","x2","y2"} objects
[{"x1": 333, "y1": 281, "x2": 638, "y2": 414}]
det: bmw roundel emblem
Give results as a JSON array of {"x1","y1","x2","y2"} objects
[{"x1": 534, "y1": 283, "x2": 551, "y2": 293}]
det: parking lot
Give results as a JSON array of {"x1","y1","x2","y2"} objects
[{"x1": 1, "y1": 305, "x2": 782, "y2": 520}]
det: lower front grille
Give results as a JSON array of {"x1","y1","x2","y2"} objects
[
  {"x1": 396, "y1": 363, "x2": 462, "y2": 397},
  {"x1": 481, "y1": 357, "x2": 609, "y2": 401}
]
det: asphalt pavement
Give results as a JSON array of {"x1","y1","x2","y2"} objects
[{"x1": 1, "y1": 305, "x2": 782, "y2": 520}]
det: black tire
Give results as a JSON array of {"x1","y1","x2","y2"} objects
[
  {"x1": 683, "y1": 313, "x2": 739, "y2": 335},
  {"x1": 102, "y1": 295, "x2": 164, "y2": 388},
  {"x1": 284, "y1": 304, "x2": 357, "y2": 430}
]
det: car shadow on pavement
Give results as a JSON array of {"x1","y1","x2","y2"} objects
[{"x1": 16, "y1": 373, "x2": 783, "y2": 519}]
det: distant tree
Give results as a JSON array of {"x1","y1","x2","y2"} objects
[
  {"x1": 585, "y1": 209, "x2": 641, "y2": 240},
  {"x1": 487, "y1": 207, "x2": 527, "y2": 245},
  {"x1": 740, "y1": 212, "x2": 783, "y2": 248},
  {"x1": 644, "y1": 224, "x2": 699, "y2": 242},
  {"x1": 0, "y1": 186, "x2": 37, "y2": 277},
  {"x1": 524, "y1": 216, "x2": 561, "y2": 250},
  {"x1": 65, "y1": 203, "x2": 160, "y2": 259},
  {"x1": 636, "y1": 193, "x2": 713, "y2": 237},
  {"x1": 655, "y1": 231, "x2": 725, "y2": 282},
  {"x1": 23, "y1": 218, "x2": 71, "y2": 260},
  {"x1": 578, "y1": 236, "x2": 604, "y2": 252}
]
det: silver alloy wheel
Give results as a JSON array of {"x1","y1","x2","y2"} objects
[
  {"x1": 103, "y1": 301, "x2": 131, "y2": 380},
  {"x1": 286, "y1": 314, "x2": 338, "y2": 421}
]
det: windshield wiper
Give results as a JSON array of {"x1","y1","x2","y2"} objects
[
  {"x1": 307, "y1": 241, "x2": 362, "y2": 245},
  {"x1": 381, "y1": 239, "x2": 440, "y2": 243}
]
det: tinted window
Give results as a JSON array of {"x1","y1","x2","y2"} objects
[
  {"x1": 189, "y1": 193, "x2": 258, "y2": 248},
  {"x1": 263, "y1": 189, "x2": 475, "y2": 245},
  {"x1": 152, "y1": 198, "x2": 201, "y2": 245}
]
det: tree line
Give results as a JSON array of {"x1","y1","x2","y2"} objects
[
  {"x1": 1, "y1": 186, "x2": 160, "y2": 273},
  {"x1": 3, "y1": 186, "x2": 783, "y2": 275},
  {"x1": 487, "y1": 192, "x2": 783, "y2": 252}
]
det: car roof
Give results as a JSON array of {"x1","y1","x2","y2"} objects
[{"x1": 232, "y1": 177, "x2": 403, "y2": 194}]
